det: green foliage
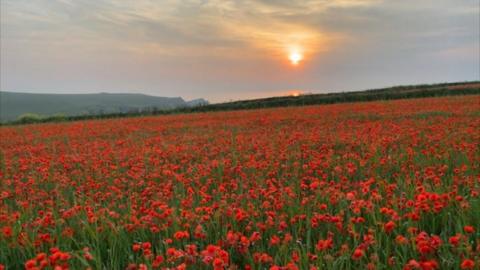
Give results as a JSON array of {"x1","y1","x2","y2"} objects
[{"x1": 16, "y1": 113, "x2": 44, "y2": 124}]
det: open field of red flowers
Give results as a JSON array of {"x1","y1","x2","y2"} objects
[{"x1": 0, "y1": 96, "x2": 479, "y2": 270}]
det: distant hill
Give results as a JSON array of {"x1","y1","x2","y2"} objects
[
  {"x1": 186, "y1": 98, "x2": 209, "y2": 107},
  {"x1": 0, "y1": 92, "x2": 208, "y2": 122}
]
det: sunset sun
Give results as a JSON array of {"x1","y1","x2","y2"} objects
[{"x1": 289, "y1": 51, "x2": 303, "y2": 65}]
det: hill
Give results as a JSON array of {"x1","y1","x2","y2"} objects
[
  {"x1": 0, "y1": 92, "x2": 208, "y2": 122},
  {"x1": 1, "y1": 81, "x2": 478, "y2": 125}
]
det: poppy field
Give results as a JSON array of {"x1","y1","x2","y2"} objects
[{"x1": 0, "y1": 96, "x2": 479, "y2": 270}]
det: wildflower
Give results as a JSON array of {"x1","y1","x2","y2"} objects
[
  {"x1": 174, "y1": 231, "x2": 190, "y2": 240},
  {"x1": 395, "y1": 235, "x2": 408, "y2": 245},
  {"x1": 460, "y1": 259, "x2": 475, "y2": 269},
  {"x1": 1, "y1": 226, "x2": 12, "y2": 238},
  {"x1": 152, "y1": 255, "x2": 164, "y2": 268},
  {"x1": 448, "y1": 234, "x2": 461, "y2": 247},
  {"x1": 420, "y1": 260, "x2": 438, "y2": 270},
  {"x1": 384, "y1": 221, "x2": 396, "y2": 233},
  {"x1": 270, "y1": 235, "x2": 281, "y2": 246},
  {"x1": 464, "y1": 226, "x2": 475, "y2": 234},
  {"x1": 132, "y1": 243, "x2": 141, "y2": 252},
  {"x1": 351, "y1": 248, "x2": 364, "y2": 260},
  {"x1": 316, "y1": 238, "x2": 333, "y2": 251},
  {"x1": 25, "y1": 259, "x2": 37, "y2": 269}
]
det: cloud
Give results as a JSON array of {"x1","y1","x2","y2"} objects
[{"x1": 2, "y1": 0, "x2": 375, "y2": 57}]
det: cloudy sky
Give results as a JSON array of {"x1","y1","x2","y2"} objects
[{"x1": 1, "y1": 0, "x2": 479, "y2": 102}]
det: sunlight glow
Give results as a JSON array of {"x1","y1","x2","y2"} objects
[{"x1": 287, "y1": 90, "x2": 304, "y2": 97}]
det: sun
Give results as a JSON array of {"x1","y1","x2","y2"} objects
[{"x1": 289, "y1": 51, "x2": 303, "y2": 65}]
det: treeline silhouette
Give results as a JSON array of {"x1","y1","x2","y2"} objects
[{"x1": 4, "y1": 81, "x2": 479, "y2": 125}]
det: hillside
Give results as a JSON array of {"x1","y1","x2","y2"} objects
[
  {"x1": 192, "y1": 81, "x2": 480, "y2": 112},
  {"x1": 0, "y1": 92, "x2": 208, "y2": 122}
]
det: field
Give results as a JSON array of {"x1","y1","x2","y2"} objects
[{"x1": 0, "y1": 96, "x2": 479, "y2": 269}]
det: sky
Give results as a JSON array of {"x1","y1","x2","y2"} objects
[{"x1": 1, "y1": 0, "x2": 479, "y2": 103}]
